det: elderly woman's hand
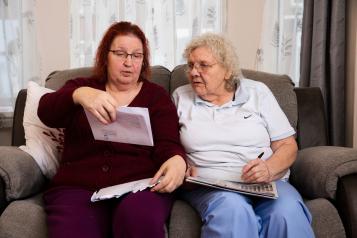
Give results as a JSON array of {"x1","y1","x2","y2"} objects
[
  {"x1": 241, "y1": 158, "x2": 272, "y2": 183},
  {"x1": 185, "y1": 165, "x2": 198, "y2": 177},
  {"x1": 73, "y1": 87, "x2": 117, "y2": 124},
  {"x1": 150, "y1": 155, "x2": 186, "y2": 193}
]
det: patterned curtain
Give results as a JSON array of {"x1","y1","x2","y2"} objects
[
  {"x1": 0, "y1": 0, "x2": 40, "y2": 127},
  {"x1": 255, "y1": 0, "x2": 303, "y2": 85},
  {"x1": 70, "y1": 0, "x2": 226, "y2": 70}
]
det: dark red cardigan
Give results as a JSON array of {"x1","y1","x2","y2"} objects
[{"x1": 38, "y1": 77, "x2": 186, "y2": 191}]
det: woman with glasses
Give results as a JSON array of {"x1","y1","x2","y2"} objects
[
  {"x1": 172, "y1": 33, "x2": 314, "y2": 238},
  {"x1": 38, "y1": 21, "x2": 186, "y2": 238}
]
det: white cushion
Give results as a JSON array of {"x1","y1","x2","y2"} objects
[{"x1": 19, "y1": 81, "x2": 64, "y2": 178}]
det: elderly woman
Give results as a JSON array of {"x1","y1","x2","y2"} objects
[
  {"x1": 38, "y1": 22, "x2": 186, "y2": 238},
  {"x1": 172, "y1": 33, "x2": 314, "y2": 238}
]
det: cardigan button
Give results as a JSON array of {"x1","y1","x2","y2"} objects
[{"x1": 102, "y1": 164, "x2": 110, "y2": 172}]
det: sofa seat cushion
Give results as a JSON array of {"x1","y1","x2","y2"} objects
[
  {"x1": 305, "y1": 198, "x2": 345, "y2": 238},
  {"x1": 0, "y1": 194, "x2": 47, "y2": 238}
]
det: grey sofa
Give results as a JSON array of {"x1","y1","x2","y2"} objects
[{"x1": 1, "y1": 65, "x2": 357, "y2": 238}]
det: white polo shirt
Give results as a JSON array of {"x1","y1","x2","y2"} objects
[{"x1": 172, "y1": 78, "x2": 295, "y2": 182}]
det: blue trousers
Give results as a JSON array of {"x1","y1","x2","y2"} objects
[
  {"x1": 44, "y1": 186, "x2": 173, "y2": 238},
  {"x1": 181, "y1": 180, "x2": 315, "y2": 238}
]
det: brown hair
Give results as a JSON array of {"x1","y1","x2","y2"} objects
[{"x1": 94, "y1": 21, "x2": 151, "y2": 82}]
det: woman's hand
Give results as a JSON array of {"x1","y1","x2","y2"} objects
[
  {"x1": 73, "y1": 87, "x2": 117, "y2": 124},
  {"x1": 241, "y1": 136, "x2": 298, "y2": 183},
  {"x1": 150, "y1": 155, "x2": 186, "y2": 193},
  {"x1": 185, "y1": 165, "x2": 198, "y2": 177},
  {"x1": 241, "y1": 158, "x2": 271, "y2": 183}
]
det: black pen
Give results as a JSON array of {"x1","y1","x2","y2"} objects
[{"x1": 257, "y1": 152, "x2": 264, "y2": 159}]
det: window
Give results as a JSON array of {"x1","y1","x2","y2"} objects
[
  {"x1": 256, "y1": 0, "x2": 303, "y2": 85},
  {"x1": 0, "y1": 0, "x2": 22, "y2": 125},
  {"x1": 0, "y1": 0, "x2": 39, "y2": 127},
  {"x1": 70, "y1": 0, "x2": 226, "y2": 70}
]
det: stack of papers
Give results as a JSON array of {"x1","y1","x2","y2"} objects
[{"x1": 91, "y1": 178, "x2": 156, "y2": 202}]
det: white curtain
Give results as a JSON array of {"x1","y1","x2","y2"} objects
[
  {"x1": 70, "y1": 0, "x2": 226, "y2": 70},
  {"x1": 0, "y1": 0, "x2": 40, "y2": 126},
  {"x1": 255, "y1": 0, "x2": 303, "y2": 85}
]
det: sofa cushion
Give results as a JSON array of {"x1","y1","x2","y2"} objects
[
  {"x1": 169, "y1": 200, "x2": 201, "y2": 238},
  {"x1": 45, "y1": 66, "x2": 171, "y2": 92},
  {"x1": 0, "y1": 147, "x2": 45, "y2": 201},
  {"x1": 45, "y1": 67, "x2": 94, "y2": 90},
  {"x1": 0, "y1": 194, "x2": 47, "y2": 238},
  {"x1": 19, "y1": 81, "x2": 64, "y2": 178},
  {"x1": 305, "y1": 198, "x2": 345, "y2": 238},
  {"x1": 242, "y1": 69, "x2": 297, "y2": 131}
]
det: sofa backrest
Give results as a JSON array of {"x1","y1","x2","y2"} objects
[
  {"x1": 45, "y1": 66, "x2": 171, "y2": 92},
  {"x1": 12, "y1": 65, "x2": 297, "y2": 147},
  {"x1": 45, "y1": 65, "x2": 297, "y2": 130}
]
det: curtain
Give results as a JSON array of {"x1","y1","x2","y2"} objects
[
  {"x1": 299, "y1": 0, "x2": 346, "y2": 146},
  {"x1": 0, "y1": 0, "x2": 40, "y2": 127},
  {"x1": 256, "y1": 0, "x2": 303, "y2": 85},
  {"x1": 70, "y1": 0, "x2": 226, "y2": 70}
]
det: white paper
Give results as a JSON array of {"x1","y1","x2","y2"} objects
[
  {"x1": 91, "y1": 178, "x2": 155, "y2": 202},
  {"x1": 85, "y1": 107, "x2": 153, "y2": 146}
]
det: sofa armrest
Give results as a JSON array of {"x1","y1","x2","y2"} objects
[
  {"x1": 294, "y1": 87, "x2": 328, "y2": 149},
  {"x1": 336, "y1": 174, "x2": 357, "y2": 238},
  {"x1": 12, "y1": 89, "x2": 27, "y2": 147},
  {"x1": 290, "y1": 146, "x2": 357, "y2": 200},
  {"x1": 0, "y1": 146, "x2": 46, "y2": 202},
  {"x1": 0, "y1": 178, "x2": 7, "y2": 215}
]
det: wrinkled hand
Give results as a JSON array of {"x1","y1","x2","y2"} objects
[
  {"x1": 185, "y1": 165, "x2": 198, "y2": 177},
  {"x1": 73, "y1": 87, "x2": 117, "y2": 124},
  {"x1": 181, "y1": 165, "x2": 200, "y2": 190},
  {"x1": 241, "y1": 158, "x2": 271, "y2": 183},
  {"x1": 150, "y1": 155, "x2": 186, "y2": 193}
]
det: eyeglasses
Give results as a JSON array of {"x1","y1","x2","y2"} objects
[
  {"x1": 109, "y1": 50, "x2": 144, "y2": 62},
  {"x1": 186, "y1": 61, "x2": 218, "y2": 73}
]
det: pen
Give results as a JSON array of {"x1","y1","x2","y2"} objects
[{"x1": 257, "y1": 152, "x2": 264, "y2": 159}]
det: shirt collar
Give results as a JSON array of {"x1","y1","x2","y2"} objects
[
  {"x1": 193, "y1": 79, "x2": 249, "y2": 108},
  {"x1": 232, "y1": 79, "x2": 249, "y2": 105}
]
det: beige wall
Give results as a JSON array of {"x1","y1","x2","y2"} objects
[
  {"x1": 225, "y1": 0, "x2": 265, "y2": 70},
  {"x1": 36, "y1": 0, "x2": 70, "y2": 82}
]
